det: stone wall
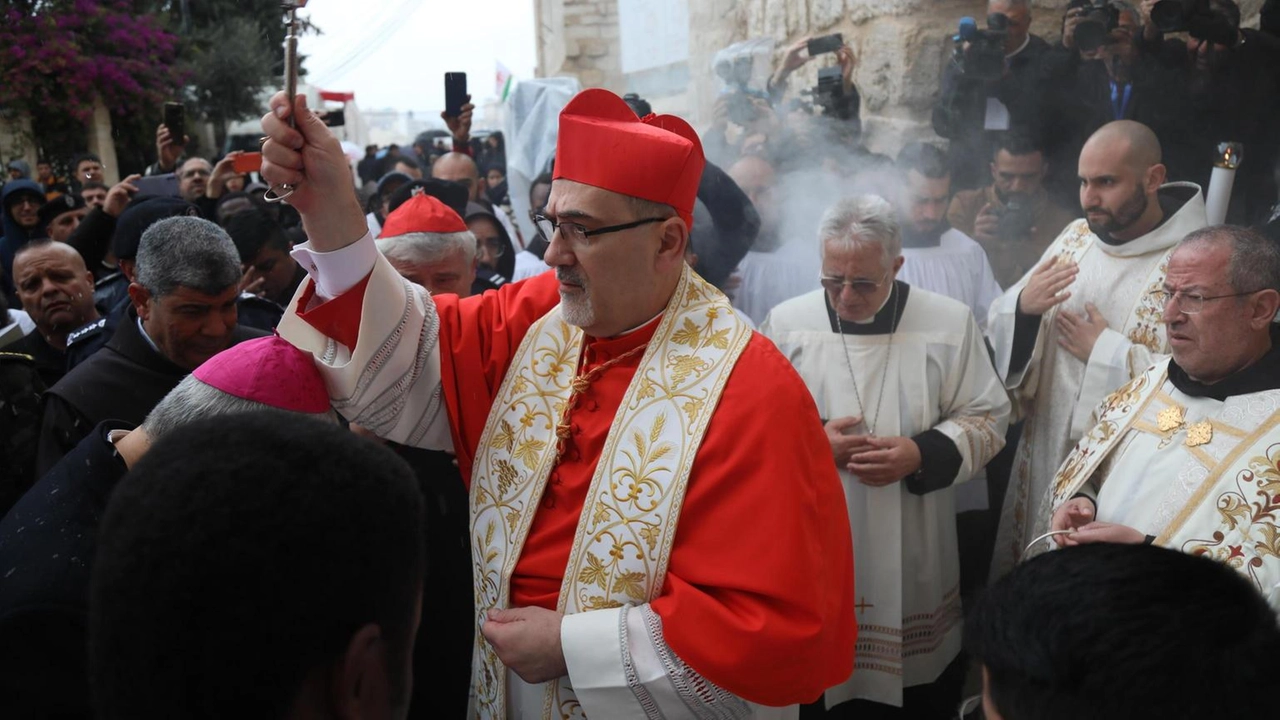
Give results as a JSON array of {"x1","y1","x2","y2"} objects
[
  {"x1": 536, "y1": 0, "x2": 625, "y2": 93},
  {"x1": 538, "y1": 0, "x2": 1268, "y2": 157},
  {"x1": 690, "y1": 0, "x2": 1268, "y2": 156}
]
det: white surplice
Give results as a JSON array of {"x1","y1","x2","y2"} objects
[
  {"x1": 732, "y1": 242, "x2": 822, "y2": 326},
  {"x1": 1046, "y1": 359, "x2": 1280, "y2": 610},
  {"x1": 762, "y1": 285, "x2": 1010, "y2": 708},
  {"x1": 898, "y1": 228, "x2": 1003, "y2": 331},
  {"x1": 986, "y1": 183, "x2": 1207, "y2": 578},
  {"x1": 898, "y1": 227, "x2": 1005, "y2": 511}
]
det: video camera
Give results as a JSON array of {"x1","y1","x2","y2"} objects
[
  {"x1": 1066, "y1": 0, "x2": 1121, "y2": 52},
  {"x1": 715, "y1": 54, "x2": 763, "y2": 126},
  {"x1": 1150, "y1": 0, "x2": 1237, "y2": 45},
  {"x1": 952, "y1": 14, "x2": 1009, "y2": 81}
]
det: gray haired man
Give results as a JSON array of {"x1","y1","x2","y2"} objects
[
  {"x1": 761, "y1": 194, "x2": 1010, "y2": 716},
  {"x1": 36, "y1": 216, "x2": 266, "y2": 475}
]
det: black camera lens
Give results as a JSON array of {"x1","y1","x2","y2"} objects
[{"x1": 1075, "y1": 17, "x2": 1109, "y2": 51}]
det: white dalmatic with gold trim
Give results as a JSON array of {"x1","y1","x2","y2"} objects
[
  {"x1": 761, "y1": 286, "x2": 1009, "y2": 708},
  {"x1": 986, "y1": 183, "x2": 1207, "y2": 578},
  {"x1": 1046, "y1": 359, "x2": 1280, "y2": 610}
]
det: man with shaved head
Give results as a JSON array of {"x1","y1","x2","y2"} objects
[
  {"x1": 985, "y1": 120, "x2": 1208, "y2": 577},
  {"x1": 433, "y1": 151, "x2": 522, "y2": 257},
  {"x1": 8, "y1": 240, "x2": 100, "y2": 386}
]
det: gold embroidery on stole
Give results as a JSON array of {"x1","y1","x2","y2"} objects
[{"x1": 468, "y1": 266, "x2": 752, "y2": 720}]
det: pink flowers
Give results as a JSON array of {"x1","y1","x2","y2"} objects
[{"x1": 0, "y1": 1, "x2": 185, "y2": 123}]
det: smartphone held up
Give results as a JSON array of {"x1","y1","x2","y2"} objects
[{"x1": 444, "y1": 72, "x2": 468, "y2": 118}]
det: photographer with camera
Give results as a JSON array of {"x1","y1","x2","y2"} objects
[
  {"x1": 1043, "y1": 2, "x2": 1198, "y2": 206},
  {"x1": 767, "y1": 35, "x2": 861, "y2": 126},
  {"x1": 949, "y1": 133, "x2": 1077, "y2": 288},
  {"x1": 1138, "y1": 0, "x2": 1280, "y2": 224},
  {"x1": 932, "y1": 0, "x2": 1056, "y2": 192}
]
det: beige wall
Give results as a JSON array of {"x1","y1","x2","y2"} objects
[
  {"x1": 536, "y1": 0, "x2": 625, "y2": 92},
  {"x1": 537, "y1": 0, "x2": 1269, "y2": 157}
]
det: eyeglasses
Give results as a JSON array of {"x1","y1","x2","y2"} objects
[
  {"x1": 477, "y1": 237, "x2": 507, "y2": 258},
  {"x1": 1151, "y1": 287, "x2": 1265, "y2": 314},
  {"x1": 820, "y1": 271, "x2": 890, "y2": 296},
  {"x1": 533, "y1": 214, "x2": 667, "y2": 249},
  {"x1": 181, "y1": 168, "x2": 211, "y2": 179}
]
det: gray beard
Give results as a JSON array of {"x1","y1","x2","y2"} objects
[{"x1": 559, "y1": 291, "x2": 595, "y2": 328}]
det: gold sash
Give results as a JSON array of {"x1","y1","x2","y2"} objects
[{"x1": 468, "y1": 265, "x2": 752, "y2": 720}]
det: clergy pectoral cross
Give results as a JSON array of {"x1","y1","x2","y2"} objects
[{"x1": 855, "y1": 596, "x2": 875, "y2": 616}]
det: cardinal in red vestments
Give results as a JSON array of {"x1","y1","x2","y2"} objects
[{"x1": 261, "y1": 87, "x2": 855, "y2": 718}]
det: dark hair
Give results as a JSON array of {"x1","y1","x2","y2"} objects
[
  {"x1": 895, "y1": 142, "x2": 950, "y2": 179},
  {"x1": 71, "y1": 153, "x2": 101, "y2": 170},
  {"x1": 622, "y1": 93, "x2": 652, "y2": 118},
  {"x1": 529, "y1": 172, "x2": 554, "y2": 209},
  {"x1": 993, "y1": 132, "x2": 1044, "y2": 160},
  {"x1": 90, "y1": 413, "x2": 425, "y2": 720},
  {"x1": 79, "y1": 181, "x2": 108, "y2": 193},
  {"x1": 223, "y1": 208, "x2": 292, "y2": 264},
  {"x1": 394, "y1": 155, "x2": 420, "y2": 172},
  {"x1": 966, "y1": 544, "x2": 1280, "y2": 720}
]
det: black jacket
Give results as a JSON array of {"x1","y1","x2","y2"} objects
[
  {"x1": 7, "y1": 329, "x2": 67, "y2": 388},
  {"x1": 391, "y1": 445, "x2": 474, "y2": 719},
  {"x1": 932, "y1": 34, "x2": 1058, "y2": 189},
  {"x1": 36, "y1": 309, "x2": 265, "y2": 476},
  {"x1": 0, "y1": 420, "x2": 133, "y2": 720},
  {"x1": 690, "y1": 160, "x2": 761, "y2": 289}
]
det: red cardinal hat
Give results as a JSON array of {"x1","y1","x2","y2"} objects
[
  {"x1": 192, "y1": 335, "x2": 330, "y2": 414},
  {"x1": 553, "y1": 89, "x2": 705, "y2": 228},
  {"x1": 380, "y1": 192, "x2": 468, "y2": 238}
]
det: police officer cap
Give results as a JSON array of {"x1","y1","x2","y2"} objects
[
  {"x1": 111, "y1": 196, "x2": 199, "y2": 260},
  {"x1": 37, "y1": 193, "x2": 86, "y2": 229},
  {"x1": 387, "y1": 178, "x2": 469, "y2": 218}
]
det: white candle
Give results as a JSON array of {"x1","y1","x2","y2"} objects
[
  {"x1": 1204, "y1": 142, "x2": 1244, "y2": 226},
  {"x1": 1205, "y1": 166, "x2": 1236, "y2": 225}
]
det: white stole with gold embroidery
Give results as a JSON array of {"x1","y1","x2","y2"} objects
[{"x1": 468, "y1": 266, "x2": 752, "y2": 720}]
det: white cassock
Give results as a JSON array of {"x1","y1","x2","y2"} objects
[
  {"x1": 986, "y1": 182, "x2": 1207, "y2": 578},
  {"x1": 762, "y1": 283, "x2": 1010, "y2": 708},
  {"x1": 898, "y1": 228, "x2": 1003, "y2": 331},
  {"x1": 1045, "y1": 354, "x2": 1280, "y2": 610}
]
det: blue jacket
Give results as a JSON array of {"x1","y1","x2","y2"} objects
[{"x1": 1, "y1": 179, "x2": 47, "y2": 305}]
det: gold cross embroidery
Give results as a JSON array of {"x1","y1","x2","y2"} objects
[
  {"x1": 1185, "y1": 420, "x2": 1213, "y2": 447},
  {"x1": 1157, "y1": 405, "x2": 1185, "y2": 433}
]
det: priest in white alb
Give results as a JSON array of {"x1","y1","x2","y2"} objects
[
  {"x1": 258, "y1": 89, "x2": 856, "y2": 719},
  {"x1": 761, "y1": 195, "x2": 1010, "y2": 717},
  {"x1": 986, "y1": 120, "x2": 1208, "y2": 577},
  {"x1": 1047, "y1": 226, "x2": 1280, "y2": 610}
]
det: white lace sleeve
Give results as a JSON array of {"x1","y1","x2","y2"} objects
[{"x1": 562, "y1": 604, "x2": 754, "y2": 719}]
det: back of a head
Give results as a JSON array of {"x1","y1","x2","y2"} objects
[
  {"x1": 111, "y1": 196, "x2": 200, "y2": 261},
  {"x1": 134, "y1": 216, "x2": 242, "y2": 298},
  {"x1": 90, "y1": 412, "x2": 425, "y2": 720},
  {"x1": 966, "y1": 544, "x2": 1280, "y2": 720}
]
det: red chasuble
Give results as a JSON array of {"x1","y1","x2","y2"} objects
[{"x1": 297, "y1": 272, "x2": 856, "y2": 705}]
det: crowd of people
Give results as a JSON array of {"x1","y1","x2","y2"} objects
[{"x1": 2, "y1": 0, "x2": 1280, "y2": 718}]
